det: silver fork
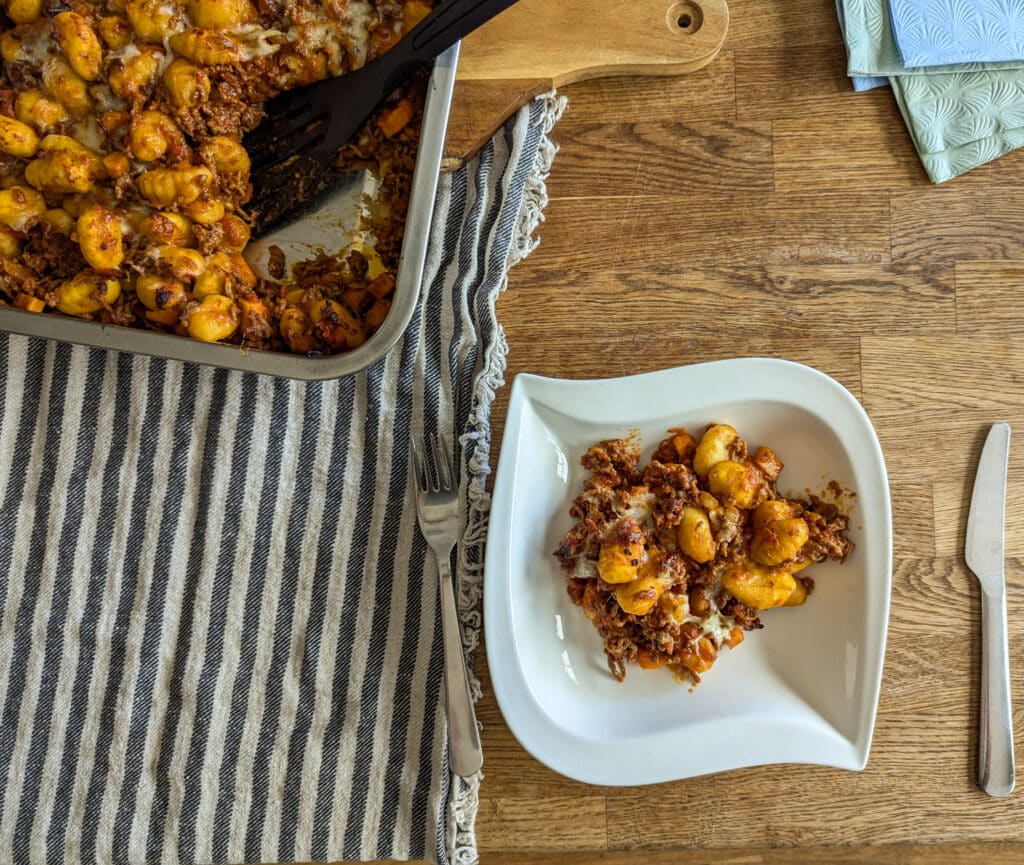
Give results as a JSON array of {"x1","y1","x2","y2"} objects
[{"x1": 410, "y1": 433, "x2": 483, "y2": 777}]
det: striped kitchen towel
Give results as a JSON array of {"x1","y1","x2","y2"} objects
[{"x1": 0, "y1": 92, "x2": 565, "y2": 865}]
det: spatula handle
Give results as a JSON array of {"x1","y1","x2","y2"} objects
[
  {"x1": 377, "y1": 0, "x2": 521, "y2": 96},
  {"x1": 980, "y1": 585, "x2": 1016, "y2": 797},
  {"x1": 410, "y1": 0, "x2": 522, "y2": 55}
]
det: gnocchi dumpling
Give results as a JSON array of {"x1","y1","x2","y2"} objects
[
  {"x1": 693, "y1": 423, "x2": 738, "y2": 476},
  {"x1": 721, "y1": 560, "x2": 797, "y2": 610},
  {"x1": 597, "y1": 518, "x2": 645, "y2": 585}
]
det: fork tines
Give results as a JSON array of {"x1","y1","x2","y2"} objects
[{"x1": 409, "y1": 434, "x2": 455, "y2": 493}]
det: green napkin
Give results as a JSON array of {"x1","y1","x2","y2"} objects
[
  {"x1": 841, "y1": 0, "x2": 1024, "y2": 76},
  {"x1": 891, "y1": 75, "x2": 1024, "y2": 181},
  {"x1": 892, "y1": 70, "x2": 1024, "y2": 152}
]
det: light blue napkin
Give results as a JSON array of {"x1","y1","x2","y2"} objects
[
  {"x1": 842, "y1": 0, "x2": 1024, "y2": 74},
  {"x1": 890, "y1": 0, "x2": 1024, "y2": 67}
]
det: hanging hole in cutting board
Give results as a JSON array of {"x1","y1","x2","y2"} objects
[{"x1": 667, "y1": 0, "x2": 704, "y2": 34}]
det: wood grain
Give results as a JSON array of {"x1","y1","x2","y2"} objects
[
  {"x1": 543, "y1": 53, "x2": 737, "y2": 128},
  {"x1": 443, "y1": 0, "x2": 730, "y2": 167},
  {"x1": 456, "y1": 0, "x2": 729, "y2": 82},
  {"x1": 772, "y1": 93, "x2": 926, "y2": 191},
  {"x1": 482, "y1": 845, "x2": 1024, "y2": 864},
  {"x1": 469, "y1": 1, "x2": 1024, "y2": 856},
  {"x1": 549, "y1": 120, "x2": 774, "y2": 197},
  {"x1": 359, "y1": 1, "x2": 1024, "y2": 862},
  {"x1": 892, "y1": 190, "x2": 1024, "y2": 262},
  {"x1": 726, "y1": 0, "x2": 842, "y2": 50},
  {"x1": 955, "y1": 261, "x2": 1024, "y2": 336},
  {"x1": 734, "y1": 44, "x2": 857, "y2": 120}
]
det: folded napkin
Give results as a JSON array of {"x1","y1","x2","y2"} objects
[
  {"x1": 0, "y1": 92, "x2": 565, "y2": 865},
  {"x1": 892, "y1": 68, "x2": 1024, "y2": 151},
  {"x1": 837, "y1": 0, "x2": 1024, "y2": 178},
  {"x1": 889, "y1": 0, "x2": 1024, "y2": 66},
  {"x1": 841, "y1": 0, "x2": 1024, "y2": 74},
  {"x1": 891, "y1": 71, "x2": 1024, "y2": 178},
  {"x1": 835, "y1": 0, "x2": 890, "y2": 89}
]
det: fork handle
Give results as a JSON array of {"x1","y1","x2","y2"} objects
[{"x1": 437, "y1": 554, "x2": 484, "y2": 777}]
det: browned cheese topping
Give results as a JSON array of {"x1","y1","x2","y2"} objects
[{"x1": 0, "y1": 0, "x2": 434, "y2": 353}]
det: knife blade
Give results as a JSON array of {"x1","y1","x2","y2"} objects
[
  {"x1": 966, "y1": 422, "x2": 1010, "y2": 584},
  {"x1": 965, "y1": 421, "x2": 1015, "y2": 797}
]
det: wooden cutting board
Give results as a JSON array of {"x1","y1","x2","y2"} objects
[{"x1": 440, "y1": 0, "x2": 730, "y2": 170}]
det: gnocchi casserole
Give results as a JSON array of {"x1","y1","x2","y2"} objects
[
  {"x1": 554, "y1": 424, "x2": 854, "y2": 685},
  {"x1": 0, "y1": 0, "x2": 433, "y2": 353}
]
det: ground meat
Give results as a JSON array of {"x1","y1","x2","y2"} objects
[
  {"x1": 0, "y1": 257, "x2": 39, "y2": 299},
  {"x1": 555, "y1": 426, "x2": 853, "y2": 685},
  {"x1": 803, "y1": 498, "x2": 854, "y2": 561},
  {"x1": 192, "y1": 222, "x2": 226, "y2": 257},
  {"x1": 566, "y1": 578, "x2": 587, "y2": 606},
  {"x1": 709, "y1": 505, "x2": 743, "y2": 546},
  {"x1": 807, "y1": 494, "x2": 839, "y2": 521},
  {"x1": 721, "y1": 598, "x2": 763, "y2": 630},
  {"x1": 727, "y1": 435, "x2": 749, "y2": 462},
  {"x1": 651, "y1": 429, "x2": 697, "y2": 465},
  {"x1": 581, "y1": 438, "x2": 640, "y2": 488},
  {"x1": 642, "y1": 460, "x2": 699, "y2": 528},
  {"x1": 4, "y1": 61, "x2": 38, "y2": 91},
  {"x1": 20, "y1": 224, "x2": 85, "y2": 283},
  {"x1": 267, "y1": 245, "x2": 286, "y2": 280},
  {"x1": 100, "y1": 298, "x2": 142, "y2": 328},
  {"x1": 555, "y1": 486, "x2": 617, "y2": 567}
]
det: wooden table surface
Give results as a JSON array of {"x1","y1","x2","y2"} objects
[{"x1": 469, "y1": 0, "x2": 1024, "y2": 861}]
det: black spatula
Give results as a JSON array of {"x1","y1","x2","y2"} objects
[{"x1": 243, "y1": 0, "x2": 521, "y2": 237}]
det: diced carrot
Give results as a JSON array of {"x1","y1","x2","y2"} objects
[
  {"x1": 366, "y1": 298, "x2": 391, "y2": 331},
  {"x1": 636, "y1": 648, "x2": 667, "y2": 670},
  {"x1": 377, "y1": 98, "x2": 414, "y2": 138},
  {"x1": 368, "y1": 272, "x2": 395, "y2": 299},
  {"x1": 342, "y1": 288, "x2": 366, "y2": 312},
  {"x1": 14, "y1": 293, "x2": 44, "y2": 313},
  {"x1": 725, "y1": 626, "x2": 745, "y2": 649}
]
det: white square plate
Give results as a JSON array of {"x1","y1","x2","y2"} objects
[{"x1": 484, "y1": 358, "x2": 892, "y2": 785}]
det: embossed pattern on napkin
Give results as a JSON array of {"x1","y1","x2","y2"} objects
[
  {"x1": 889, "y1": 0, "x2": 1024, "y2": 67},
  {"x1": 836, "y1": 0, "x2": 890, "y2": 89},
  {"x1": 892, "y1": 75, "x2": 1024, "y2": 179},
  {"x1": 895, "y1": 69, "x2": 1024, "y2": 151},
  {"x1": 842, "y1": 0, "x2": 1024, "y2": 74}
]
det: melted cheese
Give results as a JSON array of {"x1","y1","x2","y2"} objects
[
  {"x1": 19, "y1": 29, "x2": 53, "y2": 63},
  {"x1": 684, "y1": 609, "x2": 736, "y2": 647},
  {"x1": 71, "y1": 113, "x2": 103, "y2": 151},
  {"x1": 615, "y1": 490, "x2": 656, "y2": 530},
  {"x1": 570, "y1": 558, "x2": 599, "y2": 581},
  {"x1": 110, "y1": 42, "x2": 143, "y2": 62},
  {"x1": 234, "y1": 25, "x2": 285, "y2": 61}
]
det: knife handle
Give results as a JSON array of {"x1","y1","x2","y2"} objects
[{"x1": 980, "y1": 585, "x2": 1016, "y2": 797}]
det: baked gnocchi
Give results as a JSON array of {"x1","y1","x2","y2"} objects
[
  {"x1": 554, "y1": 424, "x2": 854, "y2": 685},
  {"x1": 0, "y1": 0, "x2": 433, "y2": 353}
]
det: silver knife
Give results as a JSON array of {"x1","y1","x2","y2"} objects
[{"x1": 965, "y1": 421, "x2": 1015, "y2": 797}]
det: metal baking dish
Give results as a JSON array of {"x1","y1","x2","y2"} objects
[{"x1": 0, "y1": 46, "x2": 460, "y2": 381}]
